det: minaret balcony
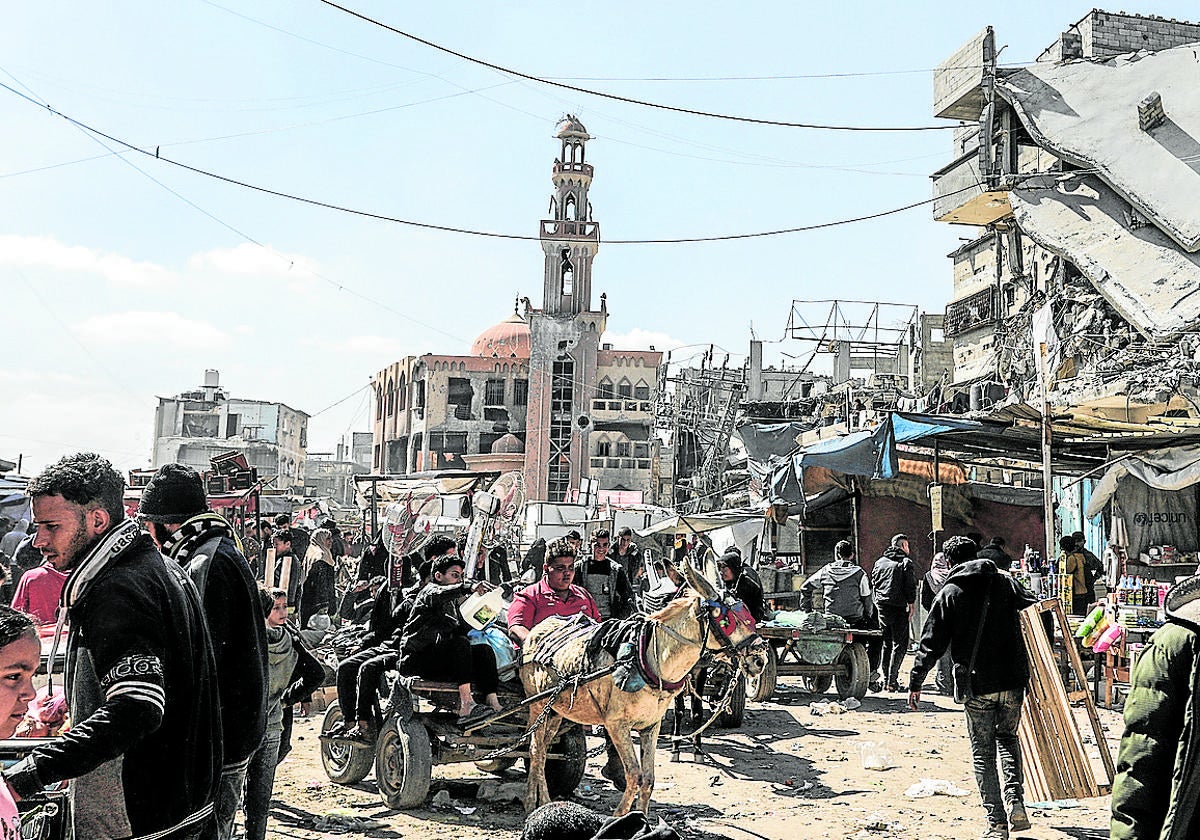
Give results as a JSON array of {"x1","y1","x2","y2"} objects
[
  {"x1": 553, "y1": 161, "x2": 593, "y2": 178},
  {"x1": 540, "y1": 220, "x2": 600, "y2": 239}
]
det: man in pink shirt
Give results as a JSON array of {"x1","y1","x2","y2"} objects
[
  {"x1": 11, "y1": 561, "x2": 68, "y2": 625},
  {"x1": 507, "y1": 538, "x2": 600, "y2": 645}
]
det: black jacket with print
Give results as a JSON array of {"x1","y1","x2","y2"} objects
[{"x1": 8, "y1": 528, "x2": 222, "y2": 839}]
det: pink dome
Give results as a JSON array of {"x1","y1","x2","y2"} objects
[{"x1": 471, "y1": 312, "x2": 531, "y2": 359}]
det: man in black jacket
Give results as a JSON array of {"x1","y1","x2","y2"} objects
[
  {"x1": 11, "y1": 453, "x2": 221, "y2": 839},
  {"x1": 871, "y1": 534, "x2": 919, "y2": 692},
  {"x1": 140, "y1": 463, "x2": 270, "y2": 840},
  {"x1": 397, "y1": 541, "x2": 501, "y2": 724},
  {"x1": 576, "y1": 530, "x2": 634, "y2": 621},
  {"x1": 908, "y1": 536, "x2": 1036, "y2": 840}
]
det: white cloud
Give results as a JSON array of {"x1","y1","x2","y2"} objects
[
  {"x1": 189, "y1": 243, "x2": 319, "y2": 278},
  {"x1": 74, "y1": 311, "x2": 230, "y2": 348},
  {"x1": 0, "y1": 234, "x2": 174, "y2": 287},
  {"x1": 601, "y1": 328, "x2": 687, "y2": 352}
]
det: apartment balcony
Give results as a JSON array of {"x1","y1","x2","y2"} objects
[
  {"x1": 589, "y1": 398, "x2": 653, "y2": 417},
  {"x1": 931, "y1": 148, "x2": 1011, "y2": 226}
]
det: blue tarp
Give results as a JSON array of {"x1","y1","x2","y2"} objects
[{"x1": 796, "y1": 424, "x2": 896, "y2": 479}]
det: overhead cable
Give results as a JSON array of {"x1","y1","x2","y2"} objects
[
  {"x1": 0, "y1": 80, "x2": 980, "y2": 244},
  {"x1": 316, "y1": 0, "x2": 956, "y2": 132}
]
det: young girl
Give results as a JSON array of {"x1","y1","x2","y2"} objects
[
  {"x1": 243, "y1": 588, "x2": 324, "y2": 840},
  {"x1": 0, "y1": 607, "x2": 41, "y2": 838}
]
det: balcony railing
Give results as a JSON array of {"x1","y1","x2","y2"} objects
[
  {"x1": 931, "y1": 148, "x2": 1010, "y2": 226},
  {"x1": 589, "y1": 399, "x2": 653, "y2": 413}
]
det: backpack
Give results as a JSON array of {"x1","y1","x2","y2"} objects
[{"x1": 1083, "y1": 551, "x2": 1104, "y2": 587}]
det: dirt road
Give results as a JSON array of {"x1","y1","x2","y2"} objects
[{"x1": 266, "y1": 681, "x2": 1118, "y2": 840}]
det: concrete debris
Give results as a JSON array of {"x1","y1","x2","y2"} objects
[
  {"x1": 475, "y1": 780, "x2": 526, "y2": 803},
  {"x1": 311, "y1": 810, "x2": 387, "y2": 832}
]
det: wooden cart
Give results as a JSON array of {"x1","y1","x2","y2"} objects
[{"x1": 749, "y1": 623, "x2": 881, "y2": 702}]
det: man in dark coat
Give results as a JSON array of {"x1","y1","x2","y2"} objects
[
  {"x1": 139, "y1": 463, "x2": 270, "y2": 840},
  {"x1": 871, "y1": 533, "x2": 919, "y2": 692},
  {"x1": 11, "y1": 453, "x2": 221, "y2": 839},
  {"x1": 909, "y1": 535, "x2": 1036, "y2": 840}
]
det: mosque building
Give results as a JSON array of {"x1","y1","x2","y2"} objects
[{"x1": 370, "y1": 117, "x2": 662, "y2": 504}]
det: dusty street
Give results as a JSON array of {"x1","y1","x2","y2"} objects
[{"x1": 265, "y1": 676, "x2": 1118, "y2": 840}]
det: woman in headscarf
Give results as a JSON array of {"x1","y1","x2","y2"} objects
[{"x1": 920, "y1": 550, "x2": 955, "y2": 696}]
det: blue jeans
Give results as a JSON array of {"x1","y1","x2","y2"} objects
[
  {"x1": 215, "y1": 762, "x2": 250, "y2": 840},
  {"x1": 244, "y1": 728, "x2": 283, "y2": 840},
  {"x1": 964, "y1": 689, "x2": 1025, "y2": 828}
]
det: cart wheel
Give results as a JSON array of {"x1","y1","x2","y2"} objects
[
  {"x1": 320, "y1": 705, "x2": 375, "y2": 785},
  {"x1": 474, "y1": 757, "x2": 517, "y2": 775},
  {"x1": 747, "y1": 645, "x2": 778, "y2": 702},
  {"x1": 375, "y1": 715, "x2": 433, "y2": 809},
  {"x1": 835, "y1": 643, "x2": 870, "y2": 700},
  {"x1": 717, "y1": 675, "x2": 747, "y2": 728},
  {"x1": 526, "y1": 724, "x2": 587, "y2": 799},
  {"x1": 802, "y1": 675, "x2": 833, "y2": 695}
]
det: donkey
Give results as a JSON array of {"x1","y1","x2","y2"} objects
[{"x1": 519, "y1": 562, "x2": 765, "y2": 816}]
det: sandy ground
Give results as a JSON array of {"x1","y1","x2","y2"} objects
[{"x1": 264, "y1": 675, "x2": 1120, "y2": 840}]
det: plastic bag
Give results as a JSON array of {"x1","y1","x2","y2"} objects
[
  {"x1": 904, "y1": 778, "x2": 971, "y2": 798},
  {"x1": 856, "y1": 740, "x2": 895, "y2": 770}
]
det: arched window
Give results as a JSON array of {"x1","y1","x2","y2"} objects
[
  {"x1": 595, "y1": 436, "x2": 612, "y2": 457},
  {"x1": 386, "y1": 377, "x2": 395, "y2": 416},
  {"x1": 617, "y1": 378, "x2": 632, "y2": 399},
  {"x1": 375, "y1": 385, "x2": 383, "y2": 420},
  {"x1": 398, "y1": 374, "x2": 407, "y2": 410},
  {"x1": 565, "y1": 194, "x2": 577, "y2": 221},
  {"x1": 634, "y1": 379, "x2": 650, "y2": 401},
  {"x1": 561, "y1": 248, "x2": 574, "y2": 296},
  {"x1": 598, "y1": 378, "x2": 614, "y2": 399}
]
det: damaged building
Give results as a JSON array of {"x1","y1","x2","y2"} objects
[
  {"x1": 371, "y1": 117, "x2": 662, "y2": 504},
  {"x1": 932, "y1": 10, "x2": 1200, "y2": 417}
]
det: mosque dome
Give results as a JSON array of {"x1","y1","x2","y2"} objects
[
  {"x1": 490, "y1": 433, "x2": 525, "y2": 455},
  {"x1": 470, "y1": 312, "x2": 531, "y2": 359},
  {"x1": 555, "y1": 115, "x2": 591, "y2": 140}
]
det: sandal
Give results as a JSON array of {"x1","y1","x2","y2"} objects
[{"x1": 457, "y1": 705, "x2": 493, "y2": 726}]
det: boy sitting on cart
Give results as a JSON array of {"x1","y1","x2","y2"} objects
[{"x1": 395, "y1": 539, "x2": 503, "y2": 726}]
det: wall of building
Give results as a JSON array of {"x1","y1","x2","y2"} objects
[{"x1": 1040, "y1": 11, "x2": 1200, "y2": 61}]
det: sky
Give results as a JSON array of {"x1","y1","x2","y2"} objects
[{"x1": 2, "y1": 1, "x2": 1196, "y2": 476}]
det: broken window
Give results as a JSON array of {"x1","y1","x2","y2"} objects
[
  {"x1": 386, "y1": 378, "x2": 395, "y2": 415},
  {"x1": 634, "y1": 443, "x2": 649, "y2": 459},
  {"x1": 617, "y1": 441, "x2": 631, "y2": 458},
  {"x1": 595, "y1": 438, "x2": 612, "y2": 457},
  {"x1": 598, "y1": 379, "x2": 614, "y2": 399},
  {"x1": 561, "y1": 249, "x2": 574, "y2": 296},
  {"x1": 485, "y1": 379, "x2": 505, "y2": 405},
  {"x1": 513, "y1": 378, "x2": 529, "y2": 406},
  {"x1": 634, "y1": 381, "x2": 650, "y2": 401},
  {"x1": 618, "y1": 379, "x2": 632, "y2": 399},
  {"x1": 565, "y1": 194, "x2": 577, "y2": 221},
  {"x1": 226, "y1": 413, "x2": 240, "y2": 438},
  {"x1": 447, "y1": 378, "x2": 474, "y2": 421}
]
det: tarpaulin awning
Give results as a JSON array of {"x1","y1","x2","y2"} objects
[
  {"x1": 737, "y1": 422, "x2": 808, "y2": 461},
  {"x1": 353, "y1": 472, "x2": 495, "y2": 508},
  {"x1": 1085, "y1": 444, "x2": 1200, "y2": 519},
  {"x1": 636, "y1": 509, "x2": 763, "y2": 538}
]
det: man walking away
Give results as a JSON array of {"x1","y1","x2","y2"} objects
[
  {"x1": 802, "y1": 539, "x2": 881, "y2": 690},
  {"x1": 140, "y1": 463, "x2": 270, "y2": 840},
  {"x1": 909, "y1": 535, "x2": 1036, "y2": 840},
  {"x1": 10, "y1": 453, "x2": 221, "y2": 840},
  {"x1": 872, "y1": 534, "x2": 918, "y2": 692}
]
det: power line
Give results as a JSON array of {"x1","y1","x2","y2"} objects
[
  {"x1": 0, "y1": 79, "x2": 979, "y2": 244},
  {"x1": 316, "y1": 0, "x2": 956, "y2": 133}
]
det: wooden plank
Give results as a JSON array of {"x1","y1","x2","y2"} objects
[{"x1": 1016, "y1": 600, "x2": 1115, "y2": 801}]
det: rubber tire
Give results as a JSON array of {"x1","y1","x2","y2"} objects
[
  {"x1": 320, "y1": 705, "x2": 375, "y2": 785},
  {"x1": 747, "y1": 645, "x2": 778, "y2": 702},
  {"x1": 526, "y1": 724, "x2": 587, "y2": 800},
  {"x1": 802, "y1": 674, "x2": 833, "y2": 695},
  {"x1": 375, "y1": 716, "x2": 433, "y2": 809},
  {"x1": 474, "y1": 757, "x2": 517, "y2": 775},
  {"x1": 716, "y1": 675, "x2": 747, "y2": 728},
  {"x1": 835, "y1": 642, "x2": 870, "y2": 700}
]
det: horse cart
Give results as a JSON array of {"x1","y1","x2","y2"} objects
[
  {"x1": 747, "y1": 622, "x2": 881, "y2": 702},
  {"x1": 319, "y1": 673, "x2": 587, "y2": 809}
]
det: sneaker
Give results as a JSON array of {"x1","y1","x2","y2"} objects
[
  {"x1": 1008, "y1": 803, "x2": 1031, "y2": 831},
  {"x1": 869, "y1": 680, "x2": 884, "y2": 693}
]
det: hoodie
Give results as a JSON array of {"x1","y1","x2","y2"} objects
[
  {"x1": 871, "y1": 547, "x2": 918, "y2": 609},
  {"x1": 908, "y1": 559, "x2": 1036, "y2": 696}
]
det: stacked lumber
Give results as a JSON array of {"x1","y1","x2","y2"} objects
[{"x1": 1017, "y1": 600, "x2": 1115, "y2": 801}]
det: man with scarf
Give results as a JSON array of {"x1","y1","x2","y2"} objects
[
  {"x1": 8, "y1": 453, "x2": 221, "y2": 839},
  {"x1": 140, "y1": 463, "x2": 269, "y2": 840}
]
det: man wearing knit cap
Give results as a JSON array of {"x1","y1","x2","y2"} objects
[
  {"x1": 141, "y1": 463, "x2": 269, "y2": 840},
  {"x1": 717, "y1": 550, "x2": 765, "y2": 622}
]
